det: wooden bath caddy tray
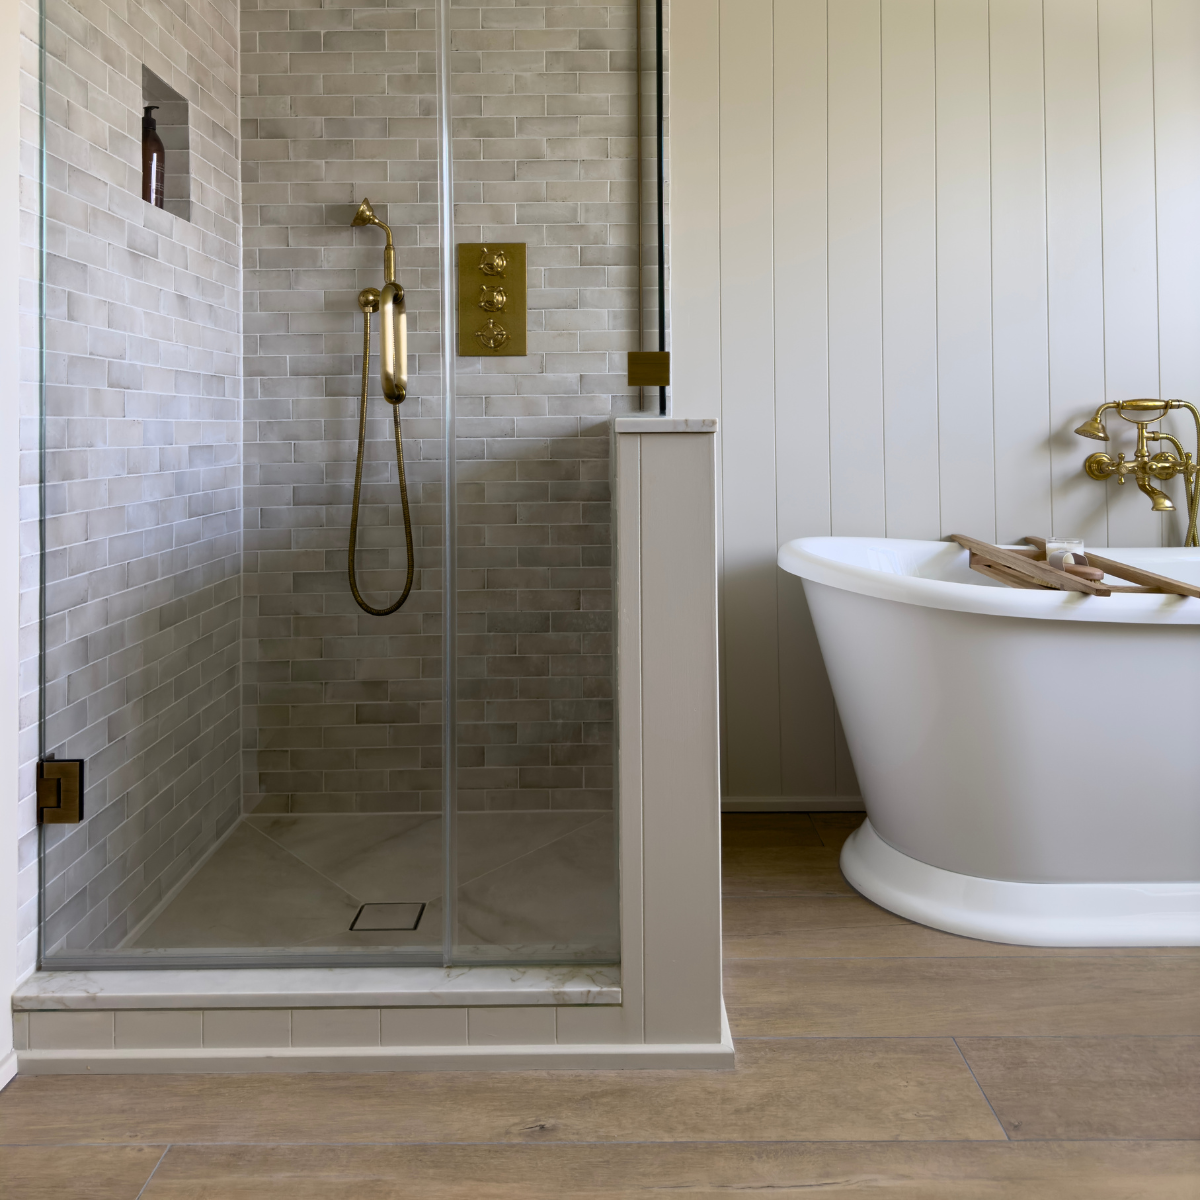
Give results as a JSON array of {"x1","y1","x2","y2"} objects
[{"x1": 948, "y1": 533, "x2": 1200, "y2": 599}]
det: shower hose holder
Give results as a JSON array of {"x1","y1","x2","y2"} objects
[{"x1": 346, "y1": 198, "x2": 415, "y2": 616}]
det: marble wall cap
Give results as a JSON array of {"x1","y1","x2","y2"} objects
[
  {"x1": 613, "y1": 417, "x2": 719, "y2": 433},
  {"x1": 13, "y1": 964, "x2": 623, "y2": 1010}
]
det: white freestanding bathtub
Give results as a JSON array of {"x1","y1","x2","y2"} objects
[{"x1": 779, "y1": 537, "x2": 1200, "y2": 946}]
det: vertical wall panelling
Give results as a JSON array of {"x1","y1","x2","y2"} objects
[
  {"x1": 717, "y1": 0, "x2": 779, "y2": 797},
  {"x1": 989, "y1": 0, "x2": 1052, "y2": 542},
  {"x1": 934, "y1": 0, "x2": 995, "y2": 539},
  {"x1": 678, "y1": 0, "x2": 1200, "y2": 804},
  {"x1": 773, "y1": 0, "x2": 835, "y2": 798},
  {"x1": 1097, "y1": 0, "x2": 1162, "y2": 547},
  {"x1": 1152, "y1": 0, "x2": 1200, "y2": 544},
  {"x1": 827, "y1": 0, "x2": 884, "y2": 537},
  {"x1": 668, "y1": 0, "x2": 723, "y2": 781},
  {"x1": 880, "y1": 0, "x2": 939, "y2": 541},
  {"x1": 666, "y1": 0, "x2": 720, "y2": 425},
  {"x1": 1043, "y1": 0, "x2": 1108, "y2": 546},
  {"x1": 1, "y1": 0, "x2": 20, "y2": 1079}
]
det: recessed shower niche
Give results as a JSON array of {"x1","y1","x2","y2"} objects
[{"x1": 140, "y1": 66, "x2": 190, "y2": 220}]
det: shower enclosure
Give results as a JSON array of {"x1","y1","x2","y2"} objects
[{"x1": 23, "y1": 0, "x2": 667, "y2": 973}]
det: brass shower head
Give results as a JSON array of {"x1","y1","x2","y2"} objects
[
  {"x1": 1074, "y1": 413, "x2": 1110, "y2": 441},
  {"x1": 352, "y1": 197, "x2": 379, "y2": 228},
  {"x1": 351, "y1": 197, "x2": 396, "y2": 283}
]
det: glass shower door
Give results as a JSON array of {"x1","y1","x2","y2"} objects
[
  {"x1": 30, "y1": 0, "x2": 626, "y2": 971},
  {"x1": 31, "y1": 0, "x2": 451, "y2": 967}
]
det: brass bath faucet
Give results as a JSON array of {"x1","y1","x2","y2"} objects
[{"x1": 1074, "y1": 399, "x2": 1200, "y2": 546}]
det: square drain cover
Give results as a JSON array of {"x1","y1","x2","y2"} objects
[{"x1": 351, "y1": 902, "x2": 425, "y2": 932}]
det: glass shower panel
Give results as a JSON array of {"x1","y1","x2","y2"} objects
[
  {"x1": 447, "y1": 8, "x2": 624, "y2": 965},
  {"x1": 34, "y1": 0, "x2": 449, "y2": 966}
]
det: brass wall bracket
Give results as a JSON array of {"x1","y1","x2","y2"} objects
[
  {"x1": 628, "y1": 351, "x2": 670, "y2": 388},
  {"x1": 37, "y1": 759, "x2": 84, "y2": 824},
  {"x1": 457, "y1": 243, "x2": 526, "y2": 356}
]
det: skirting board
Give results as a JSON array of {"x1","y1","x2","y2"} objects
[
  {"x1": 721, "y1": 796, "x2": 865, "y2": 812},
  {"x1": 0, "y1": 1049, "x2": 15, "y2": 1092},
  {"x1": 18, "y1": 1010, "x2": 736, "y2": 1075}
]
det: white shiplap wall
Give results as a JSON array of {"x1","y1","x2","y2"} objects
[{"x1": 671, "y1": 0, "x2": 1200, "y2": 803}]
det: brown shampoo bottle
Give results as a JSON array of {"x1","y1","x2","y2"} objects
[{"x1": 142, "y1": 105, "x2": 164, "y2": 208}]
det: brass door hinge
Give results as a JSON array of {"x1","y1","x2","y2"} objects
[{"x1": 37, "y1": 759, "x2": 83, "y2": 824}]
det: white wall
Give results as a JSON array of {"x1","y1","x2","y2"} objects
[
  {"x1": 672, "y1": 0, "x2": 1200, "y2": 803},
  {"x1": 1, "y1": 0, "x2": 22, "y2": 1089}
]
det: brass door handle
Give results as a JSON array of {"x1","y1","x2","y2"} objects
[{"x1": 379, "y1": 280, "x2": 407, "y2": 402}]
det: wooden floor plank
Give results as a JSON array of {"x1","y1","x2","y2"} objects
[
  {"x1": 138, "y1": 1141, "x2": 1200, "y2": 1199},
  {"x1": 724, "y1": 956, "x2": 1200, "y2": 1037},
  {"x1": 4, "y1": 811, "x2": 1194, "y2": 1198},
  {"x1": 957, "y1": 1036, "x2": 1200, "y2": 1140},
  {"x1": 723, "y1": 893, "x2": 1200, "y2": 959},
  {"x1": 0, "y1": 1144, "x2": 163, "y2": 1200},
  {"x1": 0, "y1": 1038, "x2": 1003, "y2": 1146}
]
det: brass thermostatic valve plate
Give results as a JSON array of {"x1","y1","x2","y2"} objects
[
  {"x1": 457, "y1": 243, "x2": 526, "y2": 357},
  {"x1": 37, "y1": 758, "x2": 84, "y2": 824}
]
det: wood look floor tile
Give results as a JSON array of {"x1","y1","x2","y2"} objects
[
  {"x1": 957, "y1": 1036, "x2": 1200, "y2": 1140},
  {"x1": 0, "y1": 1039, "x2": 1002, "y2": 1146},
  {"x1": 722, "y1": 893, "x2": 1200, "y2": 959},
  {"x1": 725, "y1": 956, "x2": 1200, "y2": 1037},
  {"x1": 138, "y1": 1141, "x2": 1200, "y2": 1199},
  {"x1": 0, "y1": 1144, "x2": 164, "y2": 1200},
  {"x1": 722, "y1": 849, "x2": 852, "y2": 896},
  {"x1": 810, "y1": 811, "x2": 866, "y2": 849},
  {"x1": 721, "y1": 813, "x2": 824, "y2": 847},
  {"x1": 721, "y1": 813, "x2": 854, "y2": 897}
]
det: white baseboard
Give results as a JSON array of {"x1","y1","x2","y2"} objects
[
  {"x1": 721, "y1": 795, "x2": 865, "y2": 812},
  {"x1": 0, "y1": 1048, "x2": 16, "y2": 1091}
]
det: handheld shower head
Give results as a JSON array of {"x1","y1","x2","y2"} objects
[{"x1": 351, "y1": 197, "x2": 395, "y2": 282}]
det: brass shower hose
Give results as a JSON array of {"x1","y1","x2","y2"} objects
[{"x1": 347, "y1": 302, "x2": 415, "y2": 615}]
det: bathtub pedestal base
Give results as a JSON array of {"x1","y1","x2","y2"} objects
[{"x1": 841, "y1": 821, "x2": 1200, "y2": 947}]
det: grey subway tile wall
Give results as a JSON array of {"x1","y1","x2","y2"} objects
[
  {"x1": 241, "y1": 0, "x2": 639, "y2": 822},
  {"x1": 450, "y1": 1, "x2": 638, "y2": 816},
  {"x1": 240, "y1": 0, "x2": 448, "y2": 819},
  {"x1": 20, "y1": 0, "x2": 243, "y2": 962}
]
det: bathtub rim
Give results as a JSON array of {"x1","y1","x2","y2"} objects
[
  {"x1": 779, "y1": 536, "x2": 1200, "y2": 624},
  {"x1": 841, "y1": 821, "x2": 1200, "y2": 947}
]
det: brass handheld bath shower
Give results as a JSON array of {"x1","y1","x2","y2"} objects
[{"x1": 348, "y1": 198, "x2": 415, "y2": 614}]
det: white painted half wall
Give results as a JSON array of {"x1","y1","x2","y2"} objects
[{"x1": 671, "y1": 0, "x2": 1200, "y2": 803}]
